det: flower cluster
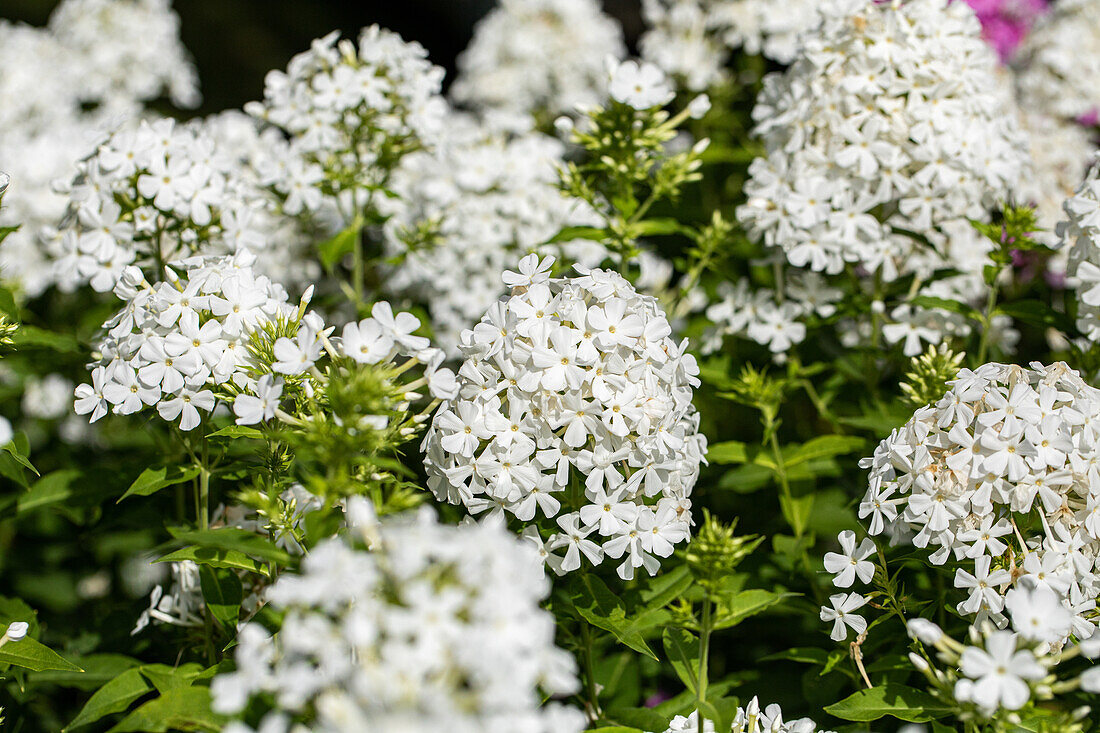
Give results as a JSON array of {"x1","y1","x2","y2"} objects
[
  {"x1": 1014, "y1": 0, "x2": 1100, "y2": 121},
  {"x1": 1060, "y1": 157, "x2": 1100, "y2": 341},
  {"x1": 639, "y1": 0, "x2": 819, "y2": 91},
  {"x1": 0, "y1": 0, "x2": 198, "y2": 297},
  {"x1": 906, "y1": 585, "x2": 1100, "y2": 722},
  {"x1": 853, "y1": 362, "x2": 1100, "y2": 638},
  {"x1": 450, "y1": 0, "x2": 625, "y2": 119},
  {"x1": 1019, "y1": 112, "x2": 1095, "y2": 249},
  {"x1": 423, "y1": 256, "x2": 706, "y2": 580},
  {"x1": 46, "y1": 0, "x2": 199, "y2": 111},
  {"x1": 653, "y1": 699, "x2": 834, "y2": 733},
  {"x1": 380, "y1": 113, "x2": 605, "y2": 355},
  {"x1": 73, "y1": 252, "x2": 296, "y2": 430},
  {"x1": 244, "y1": 26, "x2": 446, "y2": 223},
  {"x1": 49, "y1": 118, "x2": 265, "y2": 292},
  {"x1": 211, "y1": 500, "x2": 584, "y2": 733},
  {"x1": 737, "y1": 0, "x2": 1030, "y2": 280},
  {"x1": 702, "y1": 272, "x2": 842, "y2": 356}
]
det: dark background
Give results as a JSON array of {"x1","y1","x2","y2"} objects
[{"x1": 0, "y1": 0, "x2": 644, "y2": 114}]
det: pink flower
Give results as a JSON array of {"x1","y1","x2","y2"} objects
[{"x1": 963, "y1": 0, "x2": 1048, "y2": 62}]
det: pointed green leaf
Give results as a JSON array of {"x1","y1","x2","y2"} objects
[
  {"x1": 64, "y1": 668, "x2": 152, "y2": 731},
  {"x1": 825, "y1": 683, "x2": 952, "y2": 723},
  {"x1": 0, "y1": 636, "x2": 82, "y2": 672},
  {"x1": 575, "y1": 575, "x2": 658, "y2": 659},
  {"x1": 18, "y1": 469, "x2": 82, "y2": 514},
  {"x1": 662, "y1": 627, "x2": 699, "y2": 694},
  {"x1": 155, "y1": 545, "x2": 266, "y2": 577},
  {"x1": 119, "y1": 465, "x2": 200, "y2": 502},
  {"x1": 106, "y1": 687, "x2": 226, "y2": 733}
]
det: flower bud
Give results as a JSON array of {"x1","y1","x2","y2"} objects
[
  {"x1": 907, "y1": 618, "x2": 943, "y2": 645},
  {"x1": 0, "y1": 172, "x2": 10, "y2": 196},
  {"x1": 908, "y1": 652, "x2": 929, "y2": 671},
  {"x1": 5, "y1": 621, "x2": 28, "y2": 642},
  {"x1": 688, "y1": 94, "x2": 711, "y2": 119}
]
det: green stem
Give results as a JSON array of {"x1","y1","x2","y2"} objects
[
  {"x1": 695, "y1": 597, "x2": 713, "y2": 728},
  {"x1": 579, "y1": 620, "x2": 602, "y2": 721},
  {"x1": 975, "y1": 267, "x2": 1005, "y2": 365}
]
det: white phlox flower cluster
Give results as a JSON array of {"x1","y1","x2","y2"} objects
[
  {"x1": 0, "y1": 0, "x2": 198, "y2": 297},
  {"x1": 244, "y1": 26, "x2": 447, "y2": 222},
  {"x1": 450, "y1": 0, "x2": 626, "y2": 118},
  {"x1": 211, "y1": 500, "x2": 585, "y2": 733},
  {"x1": 1014, "y1": 0, "x2": 1100, "y2": 121},
  {"x1": 1018, "y1": 112, "x2": 1095, "y2": 251},
  {"x1": 906, "y1": 584, "x2": 1100, "y2": 717},
  {"x1": 1059, "y1": 157, "x2": 1100, "y2": 341},
  {"x1": 47, "y1": 0, "x2": 199, "y2": 111},
  {"x1": 73, "y1": 252, "x2": 296, "y2": 431},
  {"x1": 854, "y1": 362, "x2": 1100, "y2": 641},
  {"x1": 379, "y1": 112, "x2": 606, "y2": 355},
  {"x1": 702, "y1": 271, "x2": 843, "y2": 356},
  {"x1": 49, "y1": 118, "x2": 267, "y2": 293},
  {"x1": 639, "y1": 0, "x2": 821, "y2": 91},
  {"x1": 653, "y1": 697, "x2": 834, "y2": 733},
  {"x1": 198, "y1": 111, "x2": 326, "y2": 289},
  {"x1": 737, "y1": 0, "x2": 1030, "y2": 281},
  {"x1": 423, "y1": 255, "x2": 706, "y2": 580}
]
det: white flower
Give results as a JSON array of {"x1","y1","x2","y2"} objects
[
  {"x1": 234, "y1": 375, "x2": 284, "y2": 426},
  {"x1": 957, "y1": 631, "x2": 1045, "y2": 712},
  {"x1": 1005, "y1": 583, "x2": 1074, "y2": 644},
  {"x1": 211, "y1": 503, "x2": 585, "y2": 732},
  {"x1": 858, "y1": 361, "x2": 1100, "y2": 640},
  {"x1": 423, "y1": 260, "x2": 705, "y2": 578},
  {"x1": 1015, "y1": 0, "x2": 1100, "y2": 120},
  {"x1": 736, "y1": 0, "x2": 1029, "y2": 281},
  {"x1": 608, "y1": 59, "x2": 674, "y2": 109},
  {"x1": 452, "y1": 0, "x2": 626, "y2": 117},
  {"x1": 0, "y1": 417, "x2": 12, "y2": 446},
  {"x1": 4, "y1": 621, "x2": 28, "y2": 642},
  {"x1": 819, "y1": 592, "x2": 868, "y2": 642},
  {"x1": 823, "y1": 530, "x2": 876, "y2": 588}
]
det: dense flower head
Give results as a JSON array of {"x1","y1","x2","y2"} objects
[
  {"x1": 380, "y1": 112, "x2": 605, "y2": 355},
  {"x1": 737, "y1": 0, "x2": 1030, "y2": 280},
  {"x1": 73, "y1": 252, "x2": 297, "y2": 430},
  {"x1": 858, "y1": 361, "x2": 1100, "y2": 638},
  {"x1": 640, "y1": 0, "x2": 821, "y2": 90},
  {"x1": 244, "y1": 26, "x2": 447, "y2": 220},
  {"x1": 48, "y1": 117, "x2": 268, "y2": 293},
  {"x1": 654, "y1": 698, "x2": 834, "y2": 732},
  {"x1": 1019, "y1": 112, "x2": 1095, "y2": 250},
  {"x1": 47, "y1": 0, "x2": 199, "y2": 111},
  {"x1": 450, "y1": 0, "x2": 626, "y2": 118},
  {"x1": 211, "y1": 500, "x2": 584, "y2": 733},
  {"x1": 1014, "y1": 0, "x2": 1100, "y2": 120},
  {"x1": 423, "y1": 255, "x2": 706, "y2": 580},
  {"x1": 0, "y1": 0, "x2": 198, "y2": 298},
  {"x1": 1059, "y1": 157, "x2": 1100, "y2": 340}
]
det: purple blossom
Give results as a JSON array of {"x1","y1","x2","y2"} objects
[{"x1": 963, "y1": 0, "x2": 1048, "y2": 61}]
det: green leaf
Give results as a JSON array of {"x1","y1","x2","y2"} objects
[
  {"x1": 318, "y1": 219, "x2": 363, "y2": 268},
  {"x1": 166, "y1": 527, "x2": 291, "y2": 566},
  {"x1": 713, "y1": 589, "x2": 795, "y2": 631},
  {"x1": 10, "y1": 324, "x2": 80, "y2": 352},
  {"x1": 707, "y1": 441, "x2": 749, "y2": 464},
  {"x1": 761, "y1": 647, "x2": 829, "y2": 665},
  {"x1": 3, "y1": 433, "x2": 38, "y2": 476},
  {"x1": 575, "y1": 575, "x2": 658, "y2": 660},
  {"x1": 603, "y1": 708, "x2": 670, "y2": 732},
  {"x1": 205, "y1": 425, "x2": 264, "y2": 440},
  {"x1": 119, "y1": 466, "x2": 200, "y2": 502},
  {"x1": 633, "y1": 218, "x2": 689, "y2": 237},
  {"x1": 64, "y1": 668, "x2": 153, "y2": 731},
  {"x1": 30, "y1": 653, "x2": 140, "y2": 690},
  {"x1": 138, "y1": 663, "x2": 206, "y2": 694},
  {"x1": 908, "y1": 295, "x2": 979, "y2": 320},
  {"x1": 18, "y1": 469, "x2": 82, "y2": 514},
  {"x1": 784, "y1": 435, "x2": 866, "y2": 468},
  {"x1": 825, "y1": 683, "x2": 952, "y2": 723},
  {"x1": 779, "y1": 493, "x2": 815, "y2": 538},
  {"x1": 662, "y1": 627, "x2": 699, "y2": 694},
  {"x1": 106, "y1": 687, "x2": 226, "y2": 733},
  {"x1": 995, "y1": 300, "x2": 1075, "y2": 333},
  {"x1": 199, "y1": 566, "x2": 242, "y2": 631},
  {"x1": 0, "y1": 636, "x2": 83, "y2": 672},
  {"x1": 548, "y1": 225, "x2": 610, "y2": 244},
  {"x1": 155, "y1": 546, "x2": 266, "y2": 577}
]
